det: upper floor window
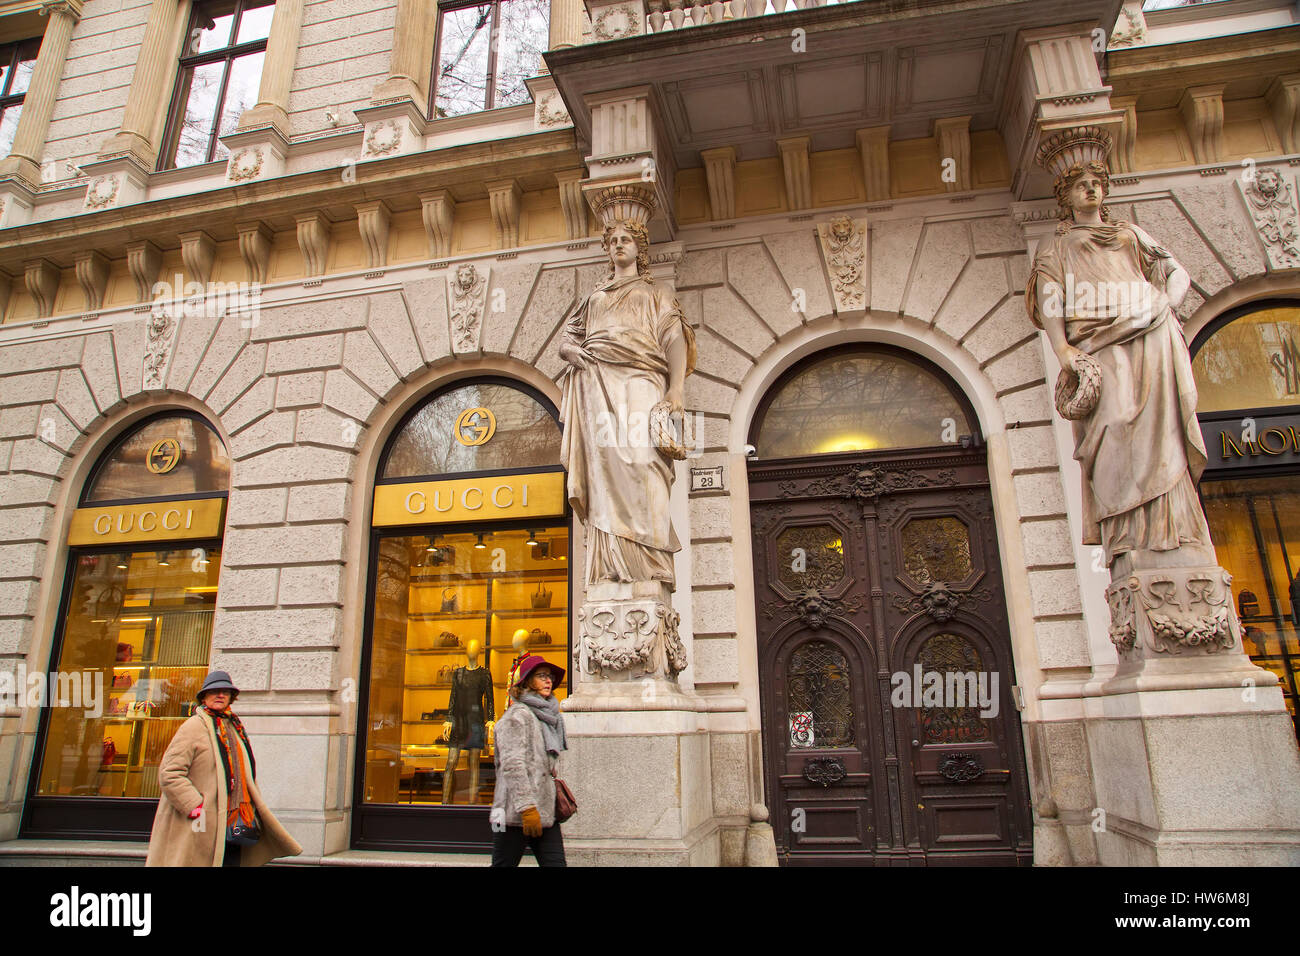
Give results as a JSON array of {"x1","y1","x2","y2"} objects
[
  {"x1": 159, "y1": 0, "x2": 274, "y2": 170},
  {"x1": 431, "y1": 0, "x2": 548, "y2": 119},
  {"x1": 0, "y1": 37, "x2": 40, "y2": 158}
]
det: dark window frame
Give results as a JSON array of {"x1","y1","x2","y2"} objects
[
  {"x1": 158, "y1": 0, "x2": 273, "y2": 171},
  {"x1": 0, "y1": 36, "x2": 42, "y2": 156},
  {"x1": 429, "y1": 0, "x2": 547, "y2": 120}
]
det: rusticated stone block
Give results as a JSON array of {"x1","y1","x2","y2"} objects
[
  {"x1": 1028, "y1": 568, "x2": 1084, "y2": 616},
  {"x1": 218, "y1": 567, "x2": 280, "y2": 608},
  {"x1": 692, "y1": 587, "x2": 737, "y2": 634},
  {"x1": 223, "y1": 378, "x2": 276, "y2": 436},
  {"x1": 111, "y1": 316, "x2": 147, "y2": 402},
  {"x1": 225, "y1": 487, "x2": 288, "y2": 527},
  {"x1": 933, "y1": 257, "x2": 1008, "y2": 342},
  {"x1": 367, "y1": 291, "x2": 424, "y2": 380},
  {"x1": 903, "y1": 221, "x2": 971, "y2": 324},
  {"x1": 1006, "y1": 424, "x2": 1059, "y2": 471},
  {"x1": 690, "y1": 495, "x2": 734, "y2": 541},
  {"x1": 1019, "y1": 517, "x2": 1074, "y2": 566},
  {"x1": 55, "y1": 370, "x2": 99, "y2": 432},
  {"x1": 692, "y1": 543, "x2": 737, "y2": 588},
  {"x1": 511, "y1": 268, "x2": 573, "y2": 364},
  {"x1": 251, "y1": 297, "x2": 368, "y2": 341},
  {"x1": 278, "y1": 565, "x2": 344, "y2": 606},
  {"x1": 207, "y1": 342, "x2": 268, "y2": 414},
  {"x1": 229, "y1": 410, "x2": 295, "y2": 461},
  {"x1": 701, "y1": 285, "x2": 776, "y2": 359},
  {"x1": 212, "y1": 607, "x2": 342, "y2": 649},
  {"x1": 341, "y1": 330, "x2": 398, "y2": 398},
  {"x1": 762, "y1": 229, "x2": 833, "y2": 321},
  {"x1": 322, "y1": 369, "x2": 379, "y2": 424},
  {"x1": 266, "y1": 333, "x2": 343, "y2": 376},
  {"x1": 727, "y1": 243, "x2": 801, "y2": 337},
  {"x1": 481, "y1": 262, "x2": 541, "y2": 355},
  {"x1": 871, "y1": 218, "x2": 923, "y2": 315},
  {"x1": 984, "y1": 339, "x2": 1045, "y2": 393},
  {"x1": 287, "y1": 483, "x2": 350, "y2": 523},
  {"x1": 189, "y1": 320, "x2": 250, "y2": 402},
  {"x1": 270, "y1": 651, "x2": 336, "y2": 690},
  {"x1": 210, "y1": 650, "x2": 271, "y2": 691},
  {"x1": 275, "y1": 371, "x2": 325, "y2": 409},
  {"x1": 222, "y1": 523, "x2": 347, "y2": 568},
  {"x1": 1013, "y1": 471, "x2": 1068, "y2": 518},
  {"x1": 234, "y1": 444, "x2": 356, "y2": 486},
  {"x1": 403, "y1": 276, "x2": 450, "y2": 362},
  {"x1": 693, "y1": 636, "x2": 739, "y2": 685}
]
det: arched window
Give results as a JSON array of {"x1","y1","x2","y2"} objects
[
  {"x1": 751, "y1": 347, "x2": 978, "y2": 459},
  {"x1": 25, "y1": 413, "x2": 229, "y2": 838},
  {"x1": 1193, "y1": 302, "x2": 1300, "y2": 739},
  {"x1": 356, "y1": 379, "x2": 569, "y2": 850}
]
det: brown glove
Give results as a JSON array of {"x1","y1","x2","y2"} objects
[{"x1": 520, "y1": 806, "x2": 543, "y2": 837}]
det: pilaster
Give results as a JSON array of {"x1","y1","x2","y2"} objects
[
  {"x1": 1110, "y1": 95, "x2": 1139, "y2": 174},
  {"x1": 1266, "y1": 74, "x2": 1300, "y2": 155},
  {"x1": 701, "y1": 146, "x2": 736, "y2": 221},
  {"x1": 296, "y1": 213, "x2": 331, "y2": 278},
  {"x1": 486, "y1": 179, "x2": 522, "y2": 249},
  {"x1": 1180, "y1": 85, "x2": 1225, "y2": 166},
  {"x1": 0, "y1": 0, "x2": 81, "y2": 189},
  {"x1": 550, "y1": 0, "x2": 587, "y2": 48},
  {"x1": 855, "y1": 126, "x2": 891, "y2": 203},
  {"x1": 582, "y1": 85, "x2": 675, "y2": 237},
  {"x1": 74, "y1": 250, "x2": 110, "y2": 312},
  {"x1": 237, "y1": 221, "x2": 274, "y2": 285},
  {"x1": 126, "y1": 240, "x2": 162, "y2": 303},
  {"x1": 96, "y1": 0, "x2": 190, "y2": 169},
  {"x1": 555, "y1": 169, "x2": 590, "y2": 239},
  {"x1": 776, "y1": 136, "x2": 811, "y2": 211},
  {"x1": 179, "y1": 231, "x2": 218, "y2": 290},
  {"x1": 355, "y1": 200, "x2": 392, "y2": 270},
  {"x1": 419, "y1": 190, "x2": 455, "y2": 259},
  {"x1": 235, "y1": 0, "x2": 306, "y2": 137},
  {"x1": 23, "y1": 258, "x2": 59, "y2": 319},
  {"x1": 355, "y1": 99, "x2": 428, "y2": 162},
  {"x1": 934, "y1": 115, "x2": 972, "y2": 192},
  {"x1": 367, "y1": 0, "x2": 433, "y2": 111}
]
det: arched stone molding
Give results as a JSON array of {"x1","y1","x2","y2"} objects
[
  {"x1": 724, "y1": 312, "x2": 1054, "y2": 732},
  {"x1": 1183, "y1": 273, "x2": 1300, "y2": 345}
]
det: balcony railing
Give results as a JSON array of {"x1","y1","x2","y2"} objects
[{"x1": 642, "y1": 0, "x2": 854, "y2": 34}]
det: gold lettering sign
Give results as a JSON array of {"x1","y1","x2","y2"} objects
[
  {"x1": 146, "y1": 438, "x2": 183, "y2": 474},
  {"x1": 454, "y1": 408, "x2": 496, "y2": 446},
  {"x1": 68, "y1": 498, "x2": 226, "y2": 546},
  {"x1": 373, "y1": 472, "x2": 564, "y2": 527}
]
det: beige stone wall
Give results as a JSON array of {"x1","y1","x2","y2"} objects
[
  {"x1": 1, "y1": 163, "x2": 1294, "y2": 855},
  {"x1": 292, "y1": 0, "x2": 395, "y2": 135}
]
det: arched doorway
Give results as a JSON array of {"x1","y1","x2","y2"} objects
[
  {"x1": 22, "y1": 412, "x2": 229, "y2": 840},
  {"x1": 747, "y1": 346, "x2": 1033, "y2": 866},
  {"x1": 352, "y1": 377, "x2": 571, "y2": 852},
  {"x1": 1192, "y1": 300, "x2": 1300, "y2": 738}
]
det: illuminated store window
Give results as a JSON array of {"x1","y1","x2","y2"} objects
[
  {"x1": 158, "y1": 0, "x2": 273, "y2": 170},
  {"x1": 0, "y1": 37, "x2": 40, "y2": 158},
  {"x1": 751, "y1": 347, "x2": 979, "y2": 459},
  {"x1": 23, "y1": 413, "x2": 229, "y2": 839},
  {"x1": 1194, "y1": 303, "x2": 1300, "y2": 738},
  {"x1": 356, "y1": 379, "x2": 568, "y2": 850},
  {"x1": 431, "y1": 0, "x2": 548, "y2": 118}
]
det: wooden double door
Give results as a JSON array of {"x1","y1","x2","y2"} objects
[{"x1": 749, "y1": 448, "x2": 1033, "y2": 866}]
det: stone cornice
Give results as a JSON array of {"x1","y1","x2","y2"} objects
[
  {"x1": 1106, "y1": 24, "x2": 1300, "y2": 102},
  {"x1": 0, "y1": 131, "x2": 583, "y2": 273}
]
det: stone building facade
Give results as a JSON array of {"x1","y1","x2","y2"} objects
[{"x1": 1, "y1": 0, "x2": 1299, "y2": 865}]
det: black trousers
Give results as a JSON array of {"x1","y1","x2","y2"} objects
[
  {"x1": 222, "y1": 842, "x2": 241, "y2": 867},
  {"x1": 491, "y1": 824, "x2": 566, "y2": 867}
]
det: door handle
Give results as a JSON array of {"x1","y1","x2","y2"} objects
[{"x1": 911, "y1": 739, "x2": 919, "y2": 747}]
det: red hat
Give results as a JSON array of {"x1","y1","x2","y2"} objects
[{"x1": 514, "y1": 654, "x2": 564, "y2": 690}]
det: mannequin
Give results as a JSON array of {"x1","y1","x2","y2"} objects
[
  {"x1": 504, "y1": 628, "x2": 530, "y2": 710},
  {"x1": 440, "y1": 638, "x2": 494, "y2": 804}
]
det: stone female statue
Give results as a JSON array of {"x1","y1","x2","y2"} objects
[
  {"x1": 1026, "y1": 158, "x2": 1213, "y2": 576},
  {"x1": 558, "y1": 220, "x2": 697, "y2": 589}
]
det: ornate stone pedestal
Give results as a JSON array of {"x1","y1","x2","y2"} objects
[
  {"x1": 559, "y1": 582, "x2": 720, "y2": 864},
  {"x1": 1090, "y1": 560, "x2": 1300, "y2": 864}
]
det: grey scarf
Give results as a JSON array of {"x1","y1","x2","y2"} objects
[{"x1": 520, "y1": 692, "x2": 567, "y2": 756}]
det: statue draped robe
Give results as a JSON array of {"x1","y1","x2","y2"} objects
[
  {"x1": 559, "y1": 274, "x2": 697, "y2": 587},
  {"x1": 1026, "y1": 221, "x2": 1212, "y2": 563}
]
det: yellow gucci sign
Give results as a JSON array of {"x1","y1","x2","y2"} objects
[
  {"x1": 68, "y1": 498, "x2": 226, "y2": 545},
  {"x1": 454, "y1": 407, "x2": 496, "y2": 446},
  {"x1": 373, "y1": 472, "x2": 564, "y2": 527},
  {"x1": 146, "y1": 438, "x2": 182, "y2": 474}
]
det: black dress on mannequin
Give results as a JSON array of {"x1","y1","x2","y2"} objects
[{"x1": 447, "y1": 666, "x2": 493, "y2": 749}]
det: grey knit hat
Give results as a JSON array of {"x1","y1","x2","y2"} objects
[{"x1": 197, "y1": 670, "x2": 239, "y2": 702}]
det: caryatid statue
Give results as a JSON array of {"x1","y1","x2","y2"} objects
[
  {"x1": 558, "y1": 187, "x2": 696, "y2": 685},
  {"x1": 1026, "y1": 127, "x2": 1241, "y2": 660}
]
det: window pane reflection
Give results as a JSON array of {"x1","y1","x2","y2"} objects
[
  {"x1": 85, "y1": 416, "x2": 230, "y2": 503},
  {"x1": 381, "y1": 383, "x2": 561, "y2": 480},
  {"x1": 172, "y1": 60, "x2": 225, "y2": 168},
  {"x1": 35, "y1": 547, "x2": 220, "y2": 798},
  {"x1": 435, "y1": 4, "x2": 493, "y2": 118},
  {"x1": 0, "y1": 104, "x2": 20, "y2": 157},
  {"x1": 494, "y1": 0, "x2": 549, "y2": 108},
  {"x1": 755, "y1": 351, "x2": 974, "y2": 459},
  {"x1": 1202, "y1": 475, "x2": 1300, "y2": 737},
  {"x1": 191, "y1": 1, "x2": 236, "y2": 53},
  {"x1": 1193, "y1": 307, "x2": 1300, "y2": 413},
  {"x1": 362, "y1": 526, "x2": 569, "y2": 805},
  {"x1": 235, "y1": 1, "x2": 275, "y2": 43}
]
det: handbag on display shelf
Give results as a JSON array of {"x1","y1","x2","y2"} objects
[
  {"x1": 553, "y1": 772, "x2": 577, "y2": 824},
  {"x1": 531, "y1": 581, "x2": 552, "y2": 609},
  {"x1": 115, "y1": 643, "x2": 133, "y2": 662},
  {"x1": 440, "y1": 588, "x2": 458, "y2": 613},
  {"x1": 528, "y1": 628, "x2": 550, "y2": 646},
  {"x1": 111, "y1": 674, "x2": 133, "y2": 689},
  {"x1": 438, "y1": 630, "x2": 461, "y2": 647},
  {"x1": 436, "y1": 665, "x2": 454, "y2": 684}
]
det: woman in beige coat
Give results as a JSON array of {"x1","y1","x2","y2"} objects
[{"x1": 145, "y1": 671, "x2": 301, "y2": 867}]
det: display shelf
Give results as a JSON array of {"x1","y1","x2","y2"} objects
[{"x1": 491, "y1": 608, "x2": 566, "y2": 619}]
